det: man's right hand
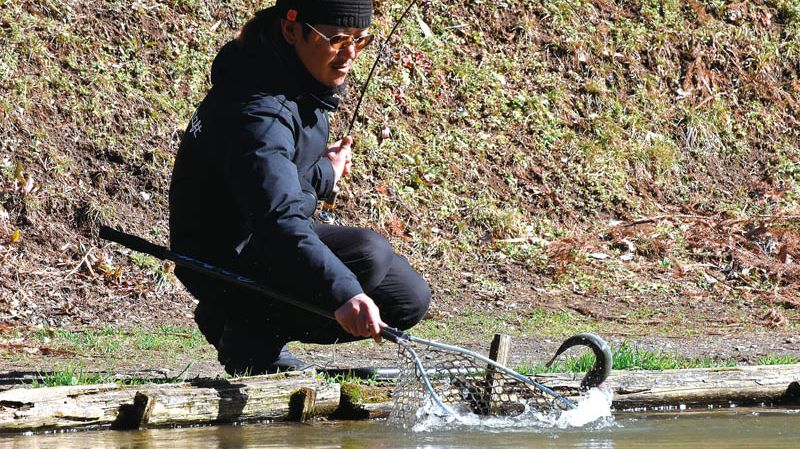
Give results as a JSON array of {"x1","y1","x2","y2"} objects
[
  {"x1": 326, "y1": 136, "x2": 353, "y2": 186},
  {"x1": 335, "y1": 293, "x2": 385, "y2": 342}
]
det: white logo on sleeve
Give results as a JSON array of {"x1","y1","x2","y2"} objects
[{"x1": 189, "y1": 113, "x2": 203, "y2": 138}]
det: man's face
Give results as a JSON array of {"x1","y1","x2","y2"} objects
[{"x1": 285, "y1": 22, "x2": 370, "y2": 88}]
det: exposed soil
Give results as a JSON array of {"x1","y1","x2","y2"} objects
[{"x1": 1, "y1": 1, "x2": 799, "y2": 381}]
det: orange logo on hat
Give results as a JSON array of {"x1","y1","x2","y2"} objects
[{"x1": 286, "y1": 9, "x2": 298, "y2": 21}]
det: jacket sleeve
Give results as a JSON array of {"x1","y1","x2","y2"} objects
[
  {"x1": 224, "y1": 97, "x2": 363, "y2": 306},
  {"x1": 308, "y1": 157, "x2": 336, "y2": 201}
]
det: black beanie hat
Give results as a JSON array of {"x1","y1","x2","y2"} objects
[{"x1": 275, "y1": 0, "x2": 373, "y2": 29}]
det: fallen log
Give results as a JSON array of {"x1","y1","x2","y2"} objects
[
  {"x1": 0, "y1": 371, "x2": 339, "y2": 432},
  {"x1": 540, "y1": 364, "x2": 800, "y2": 408},
  {"x1": 2, "y1": 364, "x2": 798, "y2": 433}
]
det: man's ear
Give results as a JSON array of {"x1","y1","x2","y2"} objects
[{"x1": 280, "y1": 18, "x2": 299, "y2": 45}]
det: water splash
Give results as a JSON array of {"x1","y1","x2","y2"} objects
[
  {"x1": 551, "y1": 387, "x2": 614, "y2": 428},
  {"x1": 407, "y1": 387, "x2": 615, "y2": 432}
]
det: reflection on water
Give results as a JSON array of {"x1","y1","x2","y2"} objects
[{"x1": 0, "y1": 408, "x2": 797, "y2": 449}]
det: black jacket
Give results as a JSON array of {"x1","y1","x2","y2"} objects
[{"x1": 169, "y1": 12, "x2": 363, "y2": 308}]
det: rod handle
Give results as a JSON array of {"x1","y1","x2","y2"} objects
[
  {"x1": 99, "y1": 226, "x2": 166, "y2": 260},
  {"x1": 381, "y1": 326, "x2": 410, "y2": 343}
]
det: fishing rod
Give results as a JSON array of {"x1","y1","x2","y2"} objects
[{"x1": 346, "y1": 0, "x2": 418, "y2": 135}]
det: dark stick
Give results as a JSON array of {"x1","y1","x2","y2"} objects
[{"x1": 345, "y1": 0, "x2": 418, "y2": 136}]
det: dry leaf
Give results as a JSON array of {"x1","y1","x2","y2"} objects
[{"x1": 417, "y1": 16, "x2": 432, "y2": 38}]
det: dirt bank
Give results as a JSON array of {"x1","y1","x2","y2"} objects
[{"x1": 1, "y1": 1, "x2": 798, "y2": 377}]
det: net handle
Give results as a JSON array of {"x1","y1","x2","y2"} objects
[{"x1": 99, "y1": 227, "x2": 576, "y2": 412}]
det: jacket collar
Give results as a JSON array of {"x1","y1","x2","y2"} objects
[{"x1": 263, "y1": 23, "x2": 341, "y2": 111}]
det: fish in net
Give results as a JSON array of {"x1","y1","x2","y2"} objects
[{"x1": 387, "y1": 333, "x2": 612, "y2": 428}]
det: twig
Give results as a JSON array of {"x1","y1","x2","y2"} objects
[
  {"x1": 726, "y1": 215, "x2": 800, "y2": 225},
  {"x1": 624, "y1": 214, "x2": 714, "y2": 226},
  {"x1": 58, "y1": 246, "x2": 96, "y2": 283},
  {"x1": 693, "y1": 92, "x2": 718, "y2": 110},
  {"x1": 624, "y1": 213, "x2": 800, "y2": 227}
]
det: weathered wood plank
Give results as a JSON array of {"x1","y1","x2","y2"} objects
[
  {"x1": 486, "y1": 334, "x2": 512, "y2": 414},
  {"x1": 540, "y1": 364, "x2": 800, "y2": 408},
  {"x1": 0, "y1": 371, "x2": 340, "y2": 432}
]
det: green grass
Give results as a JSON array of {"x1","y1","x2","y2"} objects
[
  {"x1": 516, "y1": 341, "x2": 760, "y2": 376},
  {"x1": 224, "y1": 366, "x2": 254, "y2": 379},
  {"x1": 25, "y1": 325, "x2": 210, "y2": 357},
  {"x1": 757, "y1": 354, "x2": 800, "y2": 366},
  {"x1": 29, "y1": 363, "x2": 114, "y2": 388},
  {"x1": 320, "y1": 371, "x2": 380, "y2": 387},
  {"x1": 28, "y1": 361, "x2": 194, "y2": 388}
]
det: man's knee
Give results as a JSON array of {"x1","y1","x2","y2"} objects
[
  {"x1": 389, "y1": 274, "x2": 431, "y2": 330},
  {"x1": 349, "y1": 229, "x2": 394, "y2": 290},
  {"x1": 406, "y1": 276, "x2": 431, "y2": 327},
  {"x1": 358, "y1": 229, "x2": 394, "y2": 266}
]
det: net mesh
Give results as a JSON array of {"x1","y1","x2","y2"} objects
[{"x1": 389, "y1": 339, "x2": 570, "y2": 428}]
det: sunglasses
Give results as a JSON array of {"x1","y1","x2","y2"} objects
[{"x1": 304, "y1": 23, "x2": 374, "y2": 51}]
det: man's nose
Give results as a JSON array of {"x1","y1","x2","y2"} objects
[{"x1": 338, "y1": 41, "x2": 357, "y2": 59}]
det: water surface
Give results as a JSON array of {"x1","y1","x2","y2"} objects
[{"x1": 0, "y1": 408, "x2": 797, "y2": 448}]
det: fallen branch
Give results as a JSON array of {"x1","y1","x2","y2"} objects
[
  {"x1": 624, "y1": 214, "x2": 715, "y2": 226},
  {"x1": 58, "y1": 246, "x2": 96, "y2": 284},
  {"x1": 625, "y1": 214, "x2": 800, "y2": 228}
]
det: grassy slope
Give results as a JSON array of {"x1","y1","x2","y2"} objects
[{"x1": 1, "y1": 1, "x2": 799, "y2": 342}]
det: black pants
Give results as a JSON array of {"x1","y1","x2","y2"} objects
[{"x1": 191, "y1": 224, "x2": 431, "y2": 374}]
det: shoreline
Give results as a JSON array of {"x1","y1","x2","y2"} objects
[{"x1": 0, "y1": 364, "x2": 798, "y2": 434}]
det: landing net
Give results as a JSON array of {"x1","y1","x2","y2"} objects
[{"x1": 388, "y1": 338, "x2": 573, "y2": 429}]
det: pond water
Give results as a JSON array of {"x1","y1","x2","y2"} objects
[{"x1": 0, "y1": 407, "x2": 797, "y2": 449}]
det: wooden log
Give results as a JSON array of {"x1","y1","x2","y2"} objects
[
  {"x1": 540, "y1": 364, "x2": 800, "y2": 408},
  {"x1": 287, "y1": 387, "x2": 316, "y2": 422},
  {"x1": 330, "y1": 384, "x2": 392, "y2": 420},
  {"x1": 485, "y1": 334, "x2": 512, "y2": 414},
  {"x1": 488, "y1": 334, "x2": 512, "y2": 366},
  {"x1": 2, "y1": 364, "x2": 797, "y2": 432},
  {"x1": 0, "y1": 371, "x2": 340, "y2": 432}
]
